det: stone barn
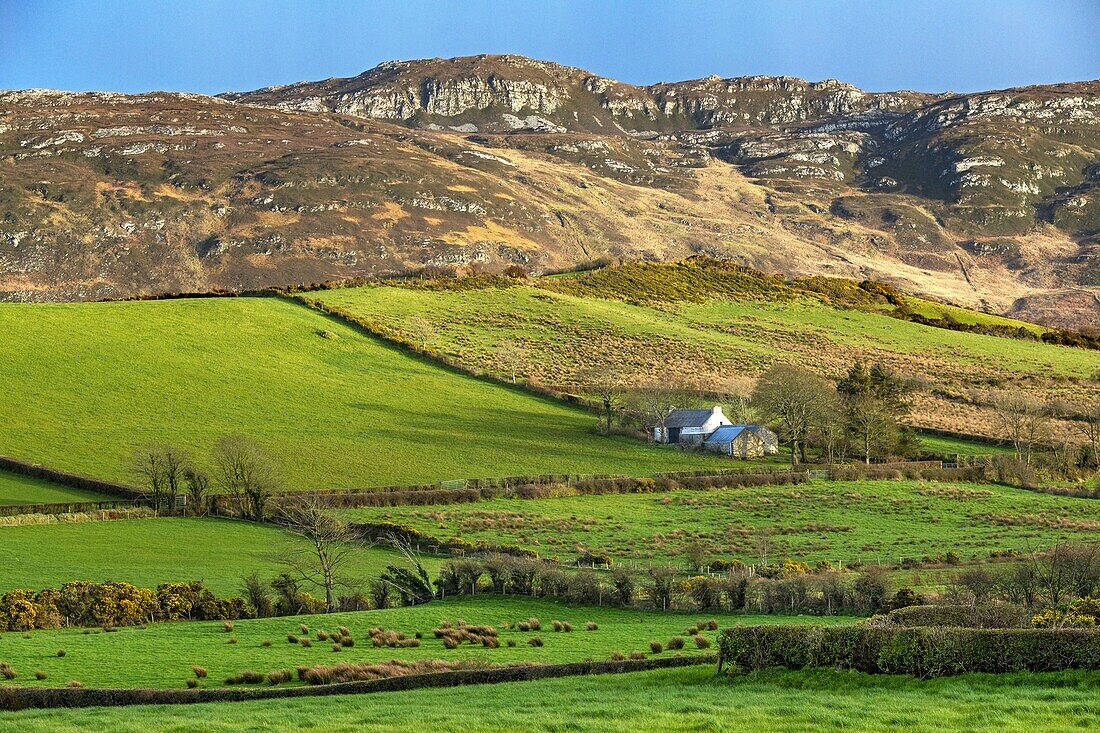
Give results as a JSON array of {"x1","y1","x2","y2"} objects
[{"x1": 703, "y1": 425, "x2": 780, "y2": 459}]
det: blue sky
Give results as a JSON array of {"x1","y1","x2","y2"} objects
[{"x1": 1, "y1": 1, "x2": 1097, "y2": 94}]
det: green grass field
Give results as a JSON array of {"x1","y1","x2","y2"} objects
[
  {"x1": 345, "y1": 480, "x2": 1100, "y2": 566},
  {"x1": 899, "y1": 295, "x2": 1048, "y2": 336},
  {"x1": 2, "y1": 666, "x2": 1096, "y2": 732},
  {"x1": 310, "y1": 282, "x2": 1096, "y2": 387},
  {"x1": 0, "y1": 471, "x2": 109, "y2": 506},
  {"x1": 915, "y1": 433, "x2": 1013, "y2": 457},
  {"x1": 0, "y1": 517, "x2": 435, "y2": 595},
  {"x1": 0, "y1": 597, "x2": 851, "y2": 689},
  {"x1": 0, "y1": 297, "x2": 729, "y2": 490}
]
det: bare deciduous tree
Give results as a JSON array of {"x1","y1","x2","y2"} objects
[
  {"x1": 991, "y1": 391, "x2": 1049, "y2": 465},
  {"x1": 407, "y1": 316, "x2": 435, "y2": 348},
  {"x1": 497, "y1": 340, "x2": 526, "y2": 384},
  {"x1": 578, "y1": 366, "x2": 625, "y2": 435},
  {"x1": 274, "y1": 496, "x2": 364, "y2": 613},
  {"x1": 1076, "y1": 400, "x2": 1100, "y2": 467},
  {"x1": 751, "y1": 365, "x2": 833, "y2": 466},
  {"x1": 213, "y1": 435, "x2": 280, "y2": 520},
  {"x1": 183, "y1": 466, "x2": 210, "y2": 517},
  {"x1": 133, "y1": 444, "x2": 190, "y2": 514}
]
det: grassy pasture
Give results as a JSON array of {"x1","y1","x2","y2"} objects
[
  {"x1": 307, "y1": 280, "x2": 1099, "y2": 440},
  {"x1": 0, "y1": 297, "x2": 728, "y2": 489},
  {"x1": 2, "y1": 666, "x2": 1096, "y2": 731},
  {"x1": 345, "y1": 480, "x2": 1100, "y2": 566},
  {"x1": 0, "y1": 597, "x2": 850, "y2": 689},
  {"x1": 915, "y1": 432, "x2": 1012, "y2": 457},
  {"x1": 0, "y1": 471, "x2": 109, "y2": 506},
  {"x1": 0, "y1": 517, "x2": 435, "y2": 595}
]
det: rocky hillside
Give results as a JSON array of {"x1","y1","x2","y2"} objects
[{"x1": 2, "y1": 55, "x2": 1098, "y2": 327}]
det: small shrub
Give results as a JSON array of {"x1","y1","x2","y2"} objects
[
  {"x1": 0, "y1": 663, "x2": 15, "y2": 680},
  {"x1": 552, "y1": 620, "x2": 564, "y2": 632},
  {"x1": 261, "y1": 639, "x2": 272, "y2": 648},
  {"x1": 705, "y1": 619, "x2": 719, "y2": 631},
  {"x1": 562, "y1": 622, "x2": 573, "y2": 633},
  {"x1": 338, "y1": 626, "x2": 350, "y2": 637},
  {"x1": 686, "y1": 626, "x2": 699, "y2": 636},
  {"x1": 299, "y1": 624, "x2": 309, "y2": 635},
  {"x1": 316, "y1": 630, "x2": 329, "y2": 641},
  {"x1": 67, "y1": 680, "x2": 83, "y2": 688},
  {"x1": 34, "y1": 670, "x2": 47, "y2": 680},
  {"x1": 528, "y1": 636, "x2": 544, "y2": 647},
  {"x1": 287, "y1": 634, "x2": 298, "y2": 644},
  {"x1": 340, "y1": 637, "x2": 355, "y2": 647},
  {"x1": 192, "y1": 665, "x2": 207, "y2": 678},
  {"x1": 443, "y1": 637, "x2": 459, "y2": 649},
  {"x1": 586, "y1": 621, "x2": 598, "y2": 631},
  {"x1": 527, "y1": 617, "x2": 541, "y2": 631},
  {"x1": 694, "y1": 635, "x2": 710, "y2": 649},
  {"x1": 610, "y1": 650, "x2": 626, "y2": 661},
  {"x1": 56, "y1": 649, "x2": 66, "y2": 658},
  {"x1": 186, "y1": 678, "x2": 198, "y2": 688},
  {"x1": 667, "y1": 636, "x2": 685, "y2": 650},
  {"x1": 226, "y1": 636, "x2": 237, "y2": 644},
  {"x1": 506, "y1": 639, "x2": 517, "y2": 647},
  {"x1": 517, "y1": 622, "x2": 530, "y2": 632},
  {"x1": 481, "y1": 636, "x2": 499, "y2": 648},
  {"x1": 222, "y1": 621, "x2": 234, "y2": 633},
  {"x1": 629, "y1": 651, "x2": 646, "y2": 660},
  {"x1": 332, "y1": 644, "x2": 342, "y2": 652},
  {"x1": 299, "y1": 637, "x2": 312, "y2": 648},
  {"x1": 649, "y1": 640, "x2": 663, "y2": 654}
]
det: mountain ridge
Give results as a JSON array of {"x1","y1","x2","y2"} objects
[{"x1": 1, "y1": 54, "x2": 1098, "y2": 328}]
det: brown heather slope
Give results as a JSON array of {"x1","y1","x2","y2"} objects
[{"x1": 2, "y1": 55, "x2": 1099, "y2": 328}]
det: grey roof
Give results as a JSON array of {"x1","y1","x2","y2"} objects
[
  {"x1": 665, "y1": 409, "x2": 715, "y2": 429},
  {"x1": 704, "y1": 425, "x2": 747, "y2": 444}
]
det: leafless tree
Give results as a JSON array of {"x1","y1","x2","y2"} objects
[
  {"x1": 274, "y1": 496, "x2": 365, "y2": 613},
  {"x1": 1076, "y1": 400, "x2": 1100, "y2": 467},
  {"x1": 213, "y1": 435, "x2": 281, "y2": 520},
  {"x1": 635, "y1": 381, "x2": 684, "y2": 442},
  {"x1": 407, "y1": 316, "x2": 435, "y2": 348},
  {"x1": 497, "y1": 340, "x2": 526, "y2": 384},
  {"x1": 751, "y1": 365, "x2": 833, "y2": 466},
  {"x1": 991, "y1": 391, "x2": 1049, "y2": 465},
  {"x1": 579, "y1": 366, "x2": 625, "y2": 435},
  {"x1": 183, "y1": 466, "x2": 210, "y2": 516},
  {"x1": 133, "y1": 444, "x2": 190, "y2": 514}
]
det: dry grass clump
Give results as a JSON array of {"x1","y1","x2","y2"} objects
[
  {"x1": 226, "y1": 636, "x2": 237, "y2": 644},
  {"x1": 301, "y1": 658, "x2": 492, "y2": 685},
  {"x1": 299, "y1": 637, "x2": 312, "y2": 648},
  {"x1": 432, "y1": 620, "x2": 498, "y2": 648},
  {"x1": 610, "y1": 651, "x2": 626, "y2": 661},
  {"x1": 266, "y1": 669, "x2": 293, "y2": 685},
  {"x1": 222, "y1": 621, "x2": 234, "y2": 633},
  {"x1": 666, "y1": 636, "x2": 685, "y2": 650},
  {"x1": 369, "y1": 627, "x2": 420, "y2": 648},
  {"x1": 528, "y1": 636, "x2": 544, "y2": 647},
  {"x1": 261, "y1": 639, "x2": 272, "y2": 647},
  {"x1": 67, "y1": 680, "x2": 83, "y2": 688},
  {"x1": 649, "y1": 640, "x2": 663, "y2": 654},
  {"x1": 694, "y1": 635, "x2": 711, "y2": 649},
  {"x1": 56, "y1": 649, "x2": 66, "y2": 658},
  {"x1": 34, "y1": 670, "x2": 47, "y2": 680},
  {"x1": 192, "y1": 665, "x2": 207, "y2": 678},
  {"x1": 299, "y1": 624, "x2": 310, "y2": 635},
  {"x1": 0, "y1": 663, "x2": 16, "y2": 680},
  {"x1": 186, "y1": 678, "x2": 197, "y2": 688},
  {"x1": 287, "y1": 634, "x2": 298, "y2": 644},
  {"x1": 316, "y1": 630, "x2": 330, "y2": 641},
  {"x1": 629, "y1": 651, "x2": 646, "y2": 660},
  {"x1": 586, "y1": 621, "x2": 598, "y2": 631},
  {"x1": 516, "y1": 617, "x2": 541, "y2": 632},
  {"x1": 224, "y1": 670, "x2": 264, "y2": 685}
]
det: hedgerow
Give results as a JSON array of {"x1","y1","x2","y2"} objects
[{"x1": 718, "y1": 626, "x2": 1100, "y2": 676}]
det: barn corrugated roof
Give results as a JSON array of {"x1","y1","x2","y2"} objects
[
  {"x1": 704, "y1": 425, "x2": 747, "y2": 444},
  {"x1": 665, "y1": 409, "x2": 715, "y2": 428}
]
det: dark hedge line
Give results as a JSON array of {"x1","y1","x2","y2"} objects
[
  {"x1": 0, "y1": 499, "x2": 141, "y2": 518},
  {"x1": 0, "y1": 653, "x2": 715, "y2": 710},
  {"x1": 0, "y1": 456, "x2": 146, "y2": 502},
  {"x1": 718, "y1": 626, "x2": 1100, "y2": 677},
  {"x1": 882, "y1": 604, "x2": 1029, "y2": 629}
]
